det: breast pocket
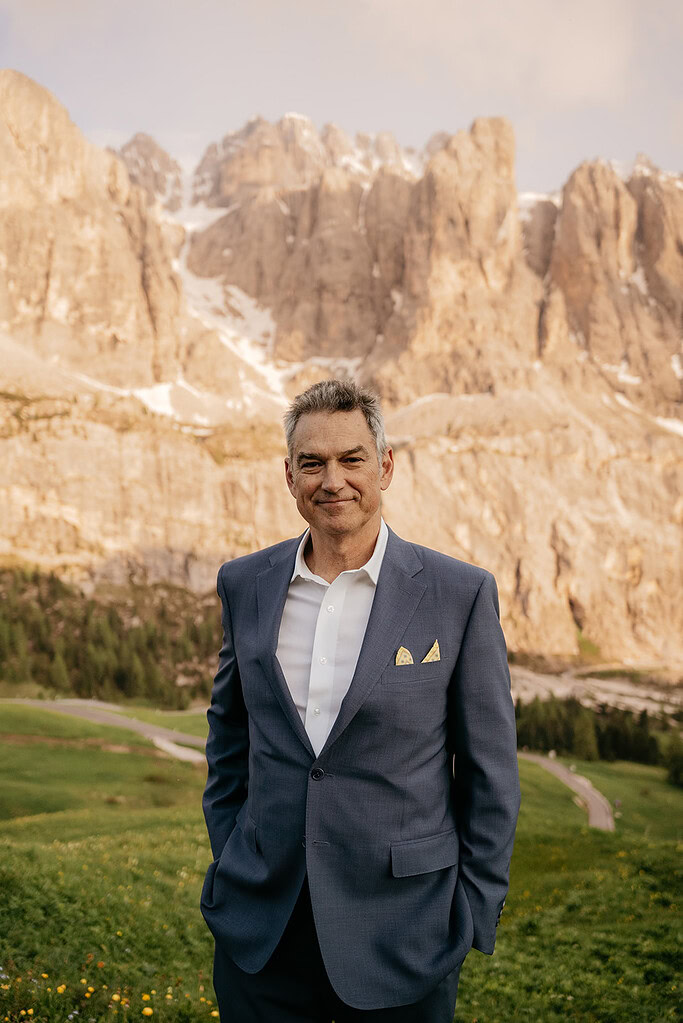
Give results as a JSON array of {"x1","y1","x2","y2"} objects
[{"x1": 380, "y1": 658, "x2": 445, "y2": 687}]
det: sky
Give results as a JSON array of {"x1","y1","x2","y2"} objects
[{"x1": 0, "y1": 0, "x2": 681, "y2": 193}]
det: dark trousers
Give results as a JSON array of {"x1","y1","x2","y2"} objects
[{"x1": 212, "y1": 874, "x2": 461, "y2": 1022}]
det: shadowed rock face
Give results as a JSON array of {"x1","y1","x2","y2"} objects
[
  {"x1": 0, "y1": 70, "x2": 681, "y2": 669},
  {"x1": 548, "y1": 160, "x2": 682, "y2": 414},
  {"x1": 0, "y1": 70, "x2": 188, "y2": 388}
]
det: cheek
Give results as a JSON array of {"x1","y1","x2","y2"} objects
[{"x1": 296, "y1": 483, "x2": 317, "y2": 503}]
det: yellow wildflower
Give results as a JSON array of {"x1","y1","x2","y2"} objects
[
  {"x1": 112, "y1": 994, "x2": 121, "y2": 1002},
  {"x1": 27, "y1": 1012, "x2": 34, "y2": 1017},
  {"x1": 88, "y1": 987, "x2": 95, "y2": 993},
  {"x1": 142, "y1": 1009, "x2": 153, "y2": 1017},
  {"x1": 80, "y1": 978, "x2": 87, "y2": 985},
  {"x1": 142, "y1": 993, "x2": 151, "y2": 1000},
  {"x1": 41, "y1": 974, "x2": 48, "y2": 979},
  {"x1": 85, "y1": 992, "x2": 91, "y2": 999},
  {"x1": 151, "y1": 989, "x2": 156, "y2": 995},
  {"x1": 57, "y1": 985, "x2": 66, "y2": 994},
  {"x1": 211, "y1": 1013, "x2": 219, "y2": 1018}
]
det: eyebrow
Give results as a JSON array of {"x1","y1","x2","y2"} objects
[{"x1": 296, "y1": 445, "x2": 367, "y2": 464}]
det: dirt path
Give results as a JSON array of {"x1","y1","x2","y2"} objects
[{"x1": 518, "y1": 751, "x2": 615, "y2": 830}]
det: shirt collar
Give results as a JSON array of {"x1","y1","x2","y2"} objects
[{"x1": 291, "y1": 517, "x2": 389, "y2": 586}]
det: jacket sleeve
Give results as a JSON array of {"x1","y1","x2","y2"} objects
[
  {"x1": 448, "y1": 570, "x2": 521, "y2": 955},
  {"x1": 202, "y1": 564, "x2": 250, "y2": 860}
]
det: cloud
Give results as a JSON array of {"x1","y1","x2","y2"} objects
[
  {"x1": 0, "y1": 0, "x2": 657, "y2": 114},
  {"x1": 354, "y1": 0, "x2": 637, "y2": 109}
]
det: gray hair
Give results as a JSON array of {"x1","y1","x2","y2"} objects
[{"x1": 284, "y1": 379, "x2": 387, "y2": 465}]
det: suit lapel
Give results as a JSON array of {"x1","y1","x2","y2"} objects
[
  {"x1": 320, "y1": 527, "x2": 426, "y2": 755},
  {"x1": 256, "y1": 535, "x2": 316, "y2": 759}
]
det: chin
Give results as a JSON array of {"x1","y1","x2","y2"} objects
[{"x1": 313, "y1": 507, "x2": 359, "y2": 530}]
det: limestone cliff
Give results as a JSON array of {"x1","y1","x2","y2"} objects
[{"x1": 0, "y1": 71, "x2": 681, "y2": 670}]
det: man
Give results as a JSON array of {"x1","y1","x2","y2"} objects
[{"x1": 201, "y1": 379, "x2": 520, "y2": 1022}]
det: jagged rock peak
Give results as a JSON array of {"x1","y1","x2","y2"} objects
[
  {"x1": 0, "y1": 68, "x2": 129, "y2": 206},
  {"x1": 115, "y1": 133, "x2": 183, "y2": 211},
  {"x1": 191, "y1": 112, "x2": 423, "y2": 207},
  {"x1": 0, "y1": 71, "x2": 187, "y2": 388}
]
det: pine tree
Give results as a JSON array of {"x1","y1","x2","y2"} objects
[
  {"x1": 665, "y1": 732, "x2": 683, "y2": 788},
  {"x1": 572, "y1": 709, "x2": 599, "y2": 761},
  {"x1": 48, "y1": 652, "x2": 69, "y2": 692},
  {"x1": 0, "y1": 618, "x2": 10, "y2": 662}
]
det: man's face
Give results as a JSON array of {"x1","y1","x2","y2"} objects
[{"x1": 285, "y1": 410, "x2": 394, "y2": 537}]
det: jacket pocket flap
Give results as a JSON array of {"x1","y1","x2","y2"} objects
[{"x1": 391, "y1": 828, "x2": 458, "y2": 877}]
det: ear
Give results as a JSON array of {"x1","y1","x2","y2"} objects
[
  {"x1": 285, "y1": 457, "x2": 296, "y2": 496},
  {"x1": 380, "y1": 447, "x2": 394, "y2": 491}
]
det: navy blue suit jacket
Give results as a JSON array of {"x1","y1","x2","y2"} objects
[{"x1": 200, "y1": 525, "x2": 520, "y2": 1010}]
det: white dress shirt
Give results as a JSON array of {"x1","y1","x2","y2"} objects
[{"x1": 275, "y1": 517, "x2": 389, "y2": 756}]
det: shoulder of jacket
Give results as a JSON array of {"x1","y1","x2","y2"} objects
[
  {"x1": 217, "y1": 535, "x2": 301, "y2": 588},
  {"x1": 406, "y1": 540, "x2": 493, "y2": 588}
]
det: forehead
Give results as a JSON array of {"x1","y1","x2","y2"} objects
[{"x1": 290, "y1": 409, "x2": 374, "y2": 454}]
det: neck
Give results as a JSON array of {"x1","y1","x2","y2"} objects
[{"x1": 305, "y1": 515, "x2": 382, "y2": 583}]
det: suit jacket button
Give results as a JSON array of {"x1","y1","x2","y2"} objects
[{"x1": 310, "y1": 767, "x2": 325, "y2": 780}]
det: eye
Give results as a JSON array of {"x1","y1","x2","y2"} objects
[{"x1": 344, "y1": 457, "x2": 362, "y2": 463}]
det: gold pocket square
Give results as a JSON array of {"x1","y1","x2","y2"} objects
[
  {"x1": 421, "y1": 639, "x2": 440, "y2": 663},
  {"x1": 395, "y1": 640, "x2": 441, "y2": 666}
]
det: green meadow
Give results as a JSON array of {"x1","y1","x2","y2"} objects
[
  {"x1": 98, "y1": 707, "x2": 209, "y2": 741},
  {"x1": 0, "y1": 708, "x2": 681, "y2": 1022}
]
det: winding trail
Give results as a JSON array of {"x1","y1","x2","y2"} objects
[
  {"x1": 5, "y1": 699, "x2": 615, "y2": 828},
  {"x1": 518, "y1": 751, "x2": 615, "y2": 830},
  {"x1": 5, "y1": 698, "x2": 206, "y2": 764}
]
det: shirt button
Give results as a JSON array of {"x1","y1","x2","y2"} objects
[
  {"x1": 313, "y1": 707, "x2": 320, "y2": 715},
  {"x1": 320, "y1": 656, "x2": 327, "y2": 664},
  {"x1": 327, "y1": 605, "x2": 335, "y2": 613}
]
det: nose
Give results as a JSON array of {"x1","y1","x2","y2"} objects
[{"x1": 321, "y1": 460, "x2": 345, "y2": 493}]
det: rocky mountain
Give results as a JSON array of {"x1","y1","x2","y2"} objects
[
  {"x1": 190, "y1": 114, "x2": 422, "y2": 209},
  {"x1": 0, "y1": 69, "x2": 681, "y2": 671},
  {"x1": 115, "y1": 132, "x2": 183, "y2": 211}
]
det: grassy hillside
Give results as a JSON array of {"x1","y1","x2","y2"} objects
[
  {"x1": 100, "y1": 706, "x2": 210, "y2": 740},
  {"x1": 0, "y1": 711, "x2": 681, "y2": 1022},
  {"x1": 0, "y1": 704, "x2": 155, "y2": 745}
]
